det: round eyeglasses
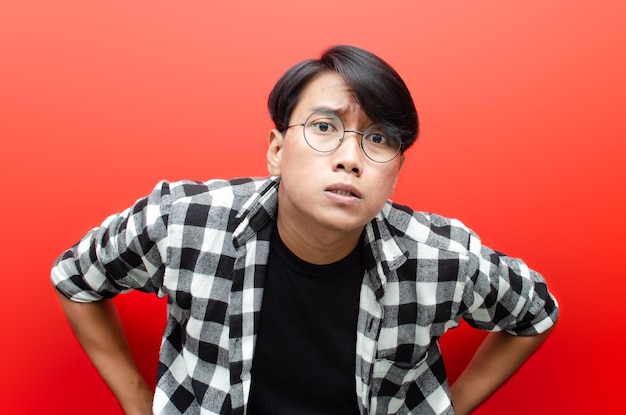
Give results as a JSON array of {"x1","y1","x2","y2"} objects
[{"x1": 286, "y1": 111, "x2": 403, "y2": 163}]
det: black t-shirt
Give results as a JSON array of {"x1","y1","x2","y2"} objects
[{"x1": 247, "y1": 227, "x2": 363, "y2": 415}]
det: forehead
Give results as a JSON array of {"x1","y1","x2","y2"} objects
[{"x1": 292, "y1": 71, "x2": 364, "y2": 118}]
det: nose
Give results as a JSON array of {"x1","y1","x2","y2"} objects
[{"x1": 333, "y1": 130, "x2": 363, "y2": 175}]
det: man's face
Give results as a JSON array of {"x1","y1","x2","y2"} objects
[{"x1": 267, "y1": 71, "x2": 404, "y2": 237}]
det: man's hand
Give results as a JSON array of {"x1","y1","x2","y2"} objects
[
  {"x1": 55, "y1": 290, "x2": 153, "y2": 414},
  {"x1": 449, "y1": 326, "x2": 556, "y2": 415}
]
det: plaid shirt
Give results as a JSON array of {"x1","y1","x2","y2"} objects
[{"x1": 52, "y1": 176, "x2": 559, "y2": 414}]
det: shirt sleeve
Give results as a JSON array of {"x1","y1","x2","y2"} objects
[
  {"x1": 461, "y1": 231, "x2": 559, "y2": 336},
  {"x1": 51, "y1": 181, "x2": 173, "y2": 302}
]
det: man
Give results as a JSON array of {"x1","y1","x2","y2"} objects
[{"x1": 52, "y1": 45, "x2": 559, "y2": 415}]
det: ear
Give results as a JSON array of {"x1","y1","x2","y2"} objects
[{"x1": 267, "y1": 129, "x2": 285, "y2": 176}]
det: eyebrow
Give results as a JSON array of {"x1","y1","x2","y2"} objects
[
  {"x1": 308, "y1": 105, "x2": 347, "y2": 116},
  {"x1": 305, "y1": 106, "x2": 400, "y2": 141},
  {"x1": 308, "y1": 105, "x2": 385, "y2": 131}
]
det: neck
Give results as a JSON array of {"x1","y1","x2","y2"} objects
[{"x1": 276, "y1": 214, "x2": 363, "y2": 265}]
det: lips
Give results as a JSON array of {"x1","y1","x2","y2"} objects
[
  {"x1": 329, "y1": 189, "x2": 355, "y2": 197},
  {"x1": 325, "y1": 184, "x2": 362, "y2": 199}
]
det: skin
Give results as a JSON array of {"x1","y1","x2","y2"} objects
[
  {"x1": 267, "y1": 71, "x2": 404, "y2": 265},
  {"x1": 55, "y1": 292, "x2": 153, "y2": 415},
  {"x1": 449, "y1": 327, "x2": 555, "y2": 415},
  {"x1": 55, "y1": 69, "x2": 555, "y2": 414},
  {"x1": 267, "y1": 70, "x2": 556, "y2": 412}
]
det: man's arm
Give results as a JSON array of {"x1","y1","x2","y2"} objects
[
  {"x1": 449, "y1": 326, "x2": 555, "y2": 415},
  {"x1": 55, "y1": 290, "x2": 153, "y2": 415}
]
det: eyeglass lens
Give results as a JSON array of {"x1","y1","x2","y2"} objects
[{"x1": 302, "y1": 111, "x2": 401, "y2": 162}]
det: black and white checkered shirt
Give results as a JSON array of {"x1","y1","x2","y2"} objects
[{"x1": 52, "y1": 176, "x2": 559, "y2": 414}]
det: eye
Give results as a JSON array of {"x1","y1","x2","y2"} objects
[
  {"x1": 364, "y1": 132, "x2": 390, "y2": 146},
  {"x1": 307, "y1": 115, "x2": 341, "y2": 135},
  {"x1": 312, "y1": 121, "x2": 334, "y2": 133},
  {"x1": 363, "y1": 124, "x2": 402, "y2": 150}
]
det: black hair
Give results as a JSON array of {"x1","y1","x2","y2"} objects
[{"x1": 268, "y1": 45, "x2": 419, "y2": 151}]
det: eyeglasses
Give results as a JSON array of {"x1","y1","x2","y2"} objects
[{"x1": 286, "y1": 111, "x2": 403, "y2": 163}]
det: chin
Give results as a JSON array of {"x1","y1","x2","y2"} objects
[{"x1": 320, "y1": 216, "x2": 370, "y2": 234}]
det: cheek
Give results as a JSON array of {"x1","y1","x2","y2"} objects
[
  {"x1": 281, "y1": 138, "x2": 305, "y2": 163},
  {"x1": 377, "y1": 168, "x2": 401, "y2": 197},
  {"x1": 282, "y1": 142, "x2": 325, "y2": 177},
  {"x1": 365, "y1": 172, "x2": 399, "y2": 214},
  {"x1": 278, "y1": 144, "x2": 316, "y2": 186}
]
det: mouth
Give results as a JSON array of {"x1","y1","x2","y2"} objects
[
  {"x1": 329, "y1": 189, "x2": 357, "y2": 197},
  {"x1": 325, "y1": 184, "x2": 362, "y2": 199}
]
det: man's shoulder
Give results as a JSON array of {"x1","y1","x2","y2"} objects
[
  {"x1": 382, "y1": 201, "x2": 475, "y2": 255},
  {"x1": 146, "y1": 177, "x2": 276, "y2": 221},
  {"x1": 163, "y1": 177, "x2": 271, "y2": 198},
  {"x1": 155, "y1": 177, "x2": 271, "y2": 203}
]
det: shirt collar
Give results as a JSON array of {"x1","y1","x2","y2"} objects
[
  {"x1": 233, "y1": 176, "x2": 281, "y2": 248},
  {"x1": 233, "y1": 176, "x2": 409, "y2": 291}
]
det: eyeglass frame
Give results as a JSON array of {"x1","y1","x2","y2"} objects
[{"x1": 285, "y1": 110, "x2": 404, "y2": 163}]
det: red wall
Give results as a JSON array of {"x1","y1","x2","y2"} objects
[{"x1": 1, "y1": 1, "x2": 624, "y2": 413}]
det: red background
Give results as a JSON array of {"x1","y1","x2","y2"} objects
[{"x1": 1, "y1": 1, "x2": 624, "y2": 413}]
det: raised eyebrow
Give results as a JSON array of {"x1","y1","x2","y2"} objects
[{"x1": 308, "y1": 106, "x2": 343, "y2": 116}]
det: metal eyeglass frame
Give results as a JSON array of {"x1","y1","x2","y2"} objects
[{"x1": 285, "y1": 111, "x2": 403, "y2": 163}]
